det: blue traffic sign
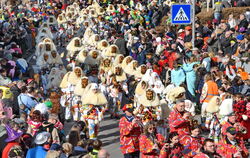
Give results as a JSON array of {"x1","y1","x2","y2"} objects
[{"x1": 171, "y1": 4, "x2": 191, "y2": 24}]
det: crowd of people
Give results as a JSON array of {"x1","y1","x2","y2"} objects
[{"x1": 0, "y1": 0, "x2": 249, "y2": 157}]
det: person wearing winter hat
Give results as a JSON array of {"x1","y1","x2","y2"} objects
[
  {"x1": 236, "y1": 34, "x2": 245, "y2": 41},
  {"x1": 119, "y1": 104, "x2": 142, "y2": 158},
  {"x1": 2, "y1": 124, "x2": 24, "y2": 158},
  {"x1": 26, "y1": 132, "x2": 51, "y2": 158}
]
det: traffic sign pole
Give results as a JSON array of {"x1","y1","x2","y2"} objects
[{"x1": 192, "y1": 0, "x2": 195, "y2": 49}]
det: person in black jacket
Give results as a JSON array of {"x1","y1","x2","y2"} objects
[
  {"x1": 238, "y1": 14, "x2": 249, "y2": 31},
  {"x1": 114, "y1": 34, "x2": 127, "y2": 56}
]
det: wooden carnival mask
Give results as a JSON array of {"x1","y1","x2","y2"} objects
[
  {"x1": 51, "y1": 51, "x2": 57, "y2": 58},
  {"x1": 146, "y1": 90, "x2": 154, "y2": 101},
  {"x1": 68, "y1": 13, "x2": 72, "y2": 18},
  {"x1": 102, "y1": 41, "x2": 108, "y2": 47},
  {"x1": 94, "y1": 35, "x2": 100, "y2": 41},
  {"x1": 59, "y1": 15, "x2": 63, "y2": 20},
  {"x1": 81, "y1": 78, "x2": 88, "y2": 88},
  {"x1": 49, "y1": 17, "x2": 53, "y2": 23},
  {"x1": 45, "y1": 44, "x2": 51, "y2": 51},
  {"x1": 115, "y1": 67, "x2": 122, "y2": 76},
  {"x1": 44, "y1": 54, "x2": 49, "y2": 61},
  {"x1": 141, "y1": 65, "x2": 147, "y2": 74},
  {"x1": 74, "y1": 39, "x2": 80, "y2": 47},
  {"x1": 104, "y1": 59, "x2": 110, "y2": 67},
  {"x1": 126, "y1": 57, "x2": 132, "y2": 64},
  {"x1": 133, "y1": 61, "x2": 138, "y2": 69},
  {"x1": 82, "y1": 50, "x2": 88, "y2": 57},
  {"x1": 119, "y1": 56, "x2": 124, "y2": 64},
  {"x1": 111, "y1": 46, "x2": 117, "y2": 54},
  {"x1": 92, "y1": 51, "x2": 98, "y2": 59},
  {"x1": 86, "y1": 9, "x2": 90, "y2": 14},
  {"x1": 74, "y1": 68, "x2": 82, "y2": 77},
  {"x1": 100, "y1": 8, "x2": 104, "y2": 13},
  {"x1": 84, "y1": 22, "x2": 89, "y2": 27}
]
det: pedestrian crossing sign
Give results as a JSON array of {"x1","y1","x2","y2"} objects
[{"x1": 171, "y1": 4, "x2": 191, "y2": 24}]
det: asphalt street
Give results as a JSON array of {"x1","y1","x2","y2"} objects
[{"x1": 64, "y1": 114, "x2": 122, "y2": 158}]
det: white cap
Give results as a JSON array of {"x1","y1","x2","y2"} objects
[
  {"x1": 156, "y1": 37, "x2": 161, "y2": 43},
  {"x1": 178, "y1": 29, "x2": 184, "y2": 33}
]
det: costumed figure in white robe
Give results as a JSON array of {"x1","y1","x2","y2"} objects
[
  {"x1": 88, "y1": 34, "x2": 100, "y2": 48},
  {"x1": 106, "y1": 4, "x2": 116, "y2": 14},
  {"x1": 124, "y1": 60, "x2": 138, "y2": 76},
  {"x1": 75, "y1": 49, "x2": 88, "y2": 65},
  {"x1": 205, "y1": 96, "x2": 222, "y2": 142},
  {"x1": 89, "y1": 8, "x2": 98, "y2": 18},
  {"x1": 81, "y1": 83, "x2": 108, "y2": 139},
  {"x1": 113, "y1": 66, "x2": 127, "y2": 83},
  {"x1": 135, "y1": 80, "x2": 149, "y2": 104},
  {"x1": 47, "y1": 15, "x2": 58, "y2": 26},
  {"x1": 35, "y1": 42, "x2": 45, "y2": 57},
  {"x1": 165, "y1": 86, "x2": 186, "y2": 109},
  {"x1": 46, "y1": 67, "x2": 64, "y2": 90},
  {"x1": 136, "y1": 89, "x2": 161, "y2": 125},
  {"x1": 57, "y1": 14, "x2": 67, "y2": 26},
  {"x1": 121, "y1": 56, "x2": 133, "y2": 70},
  {"x1": 84, "y1": 50, "x2": 101, "y2": 71},
  {"x1": 36, "y1": 27, "x2": 53, "y2": 43},
  {"x1": 135, "y1": 64, "x2": 147, "y2": 81},
  {"x1": 60, "y1": 67, "x2": 83, "y2": 120},
  {"x1": 99, "y1": 58, "x2": 113, "y2": 81},
  {"x1": 40, "y1": 41, "x2": 56, "y2": 58},
  {"x1": 36, "y1": 53, "x2": 50, "y2": 70},
  {"x1": 48, "y1": 50, "x2": 63, "y2": 66},
  {"x1": 149, "y1": 72, "x2": 165, "y2": 95},
  {"x1": 66, "y1": 37, "x2": 83, "y2": 59},
  {"x1": 73, "y1": 77, "x2": 91, "y2": 121},
  {"x1": 82, "y1": 27, "x2": 94, "y2": 45},
  {"x1": 102, "y1": 44, "x2": 120, "y2": 59},
  {"x1": 97, "y1": 40, "x2": 109, "y2": 51},
  {"x1": 113, "y1": 54, "x2": 124, "y2": 68}
]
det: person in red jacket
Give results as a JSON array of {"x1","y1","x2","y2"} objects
[
  {"x1": 221, "y1": 112, "x2": 247, "y2": 141},
  {"x1": 139, "y1": 121, "x2": 165, "y2": 158},
  {"x1": 232, "y1": 94, "x2": 250, "y2": 140},
  {"x1": 193, "y1": 139, "x2": 221, "y2": 158},
  {"x1": 217, "y1": 127, "x2": 249, "y2": 158},
  {"x1": 2, "y1": 124, "x2": 24, "y2": 158},
  {"x1": 160, "y1": 132, "x2": 184, "y2": 158},
  {"x1": 168, "y1": 99, "x2": 191, "y2": 136},
  {"x1": 180, "y1": 125, "x2": 205, "y2": 157},
  {"x1": 233, "y1": 94, "x2": 247, "y2": 123},
  {"x1": 119, "y1": 104, "x2": 142, "y2": 158}
]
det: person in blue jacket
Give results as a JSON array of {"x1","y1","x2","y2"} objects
[
  {"x1": 171, "y1": 61, "x2": 185, "y2": 86},
  {"x1": 17, "y1": 86, "x2": 38, "y2": 114},
  {"x1": 182, "y1": 56, "x2": 200, "y2": 101},
  {"x1": 26, "y1": 132, "x2": 50, "y2": 158}
]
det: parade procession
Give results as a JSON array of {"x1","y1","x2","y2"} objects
[{"x1": 0, "y1": 0, "x2": 249, "y2": 157}]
